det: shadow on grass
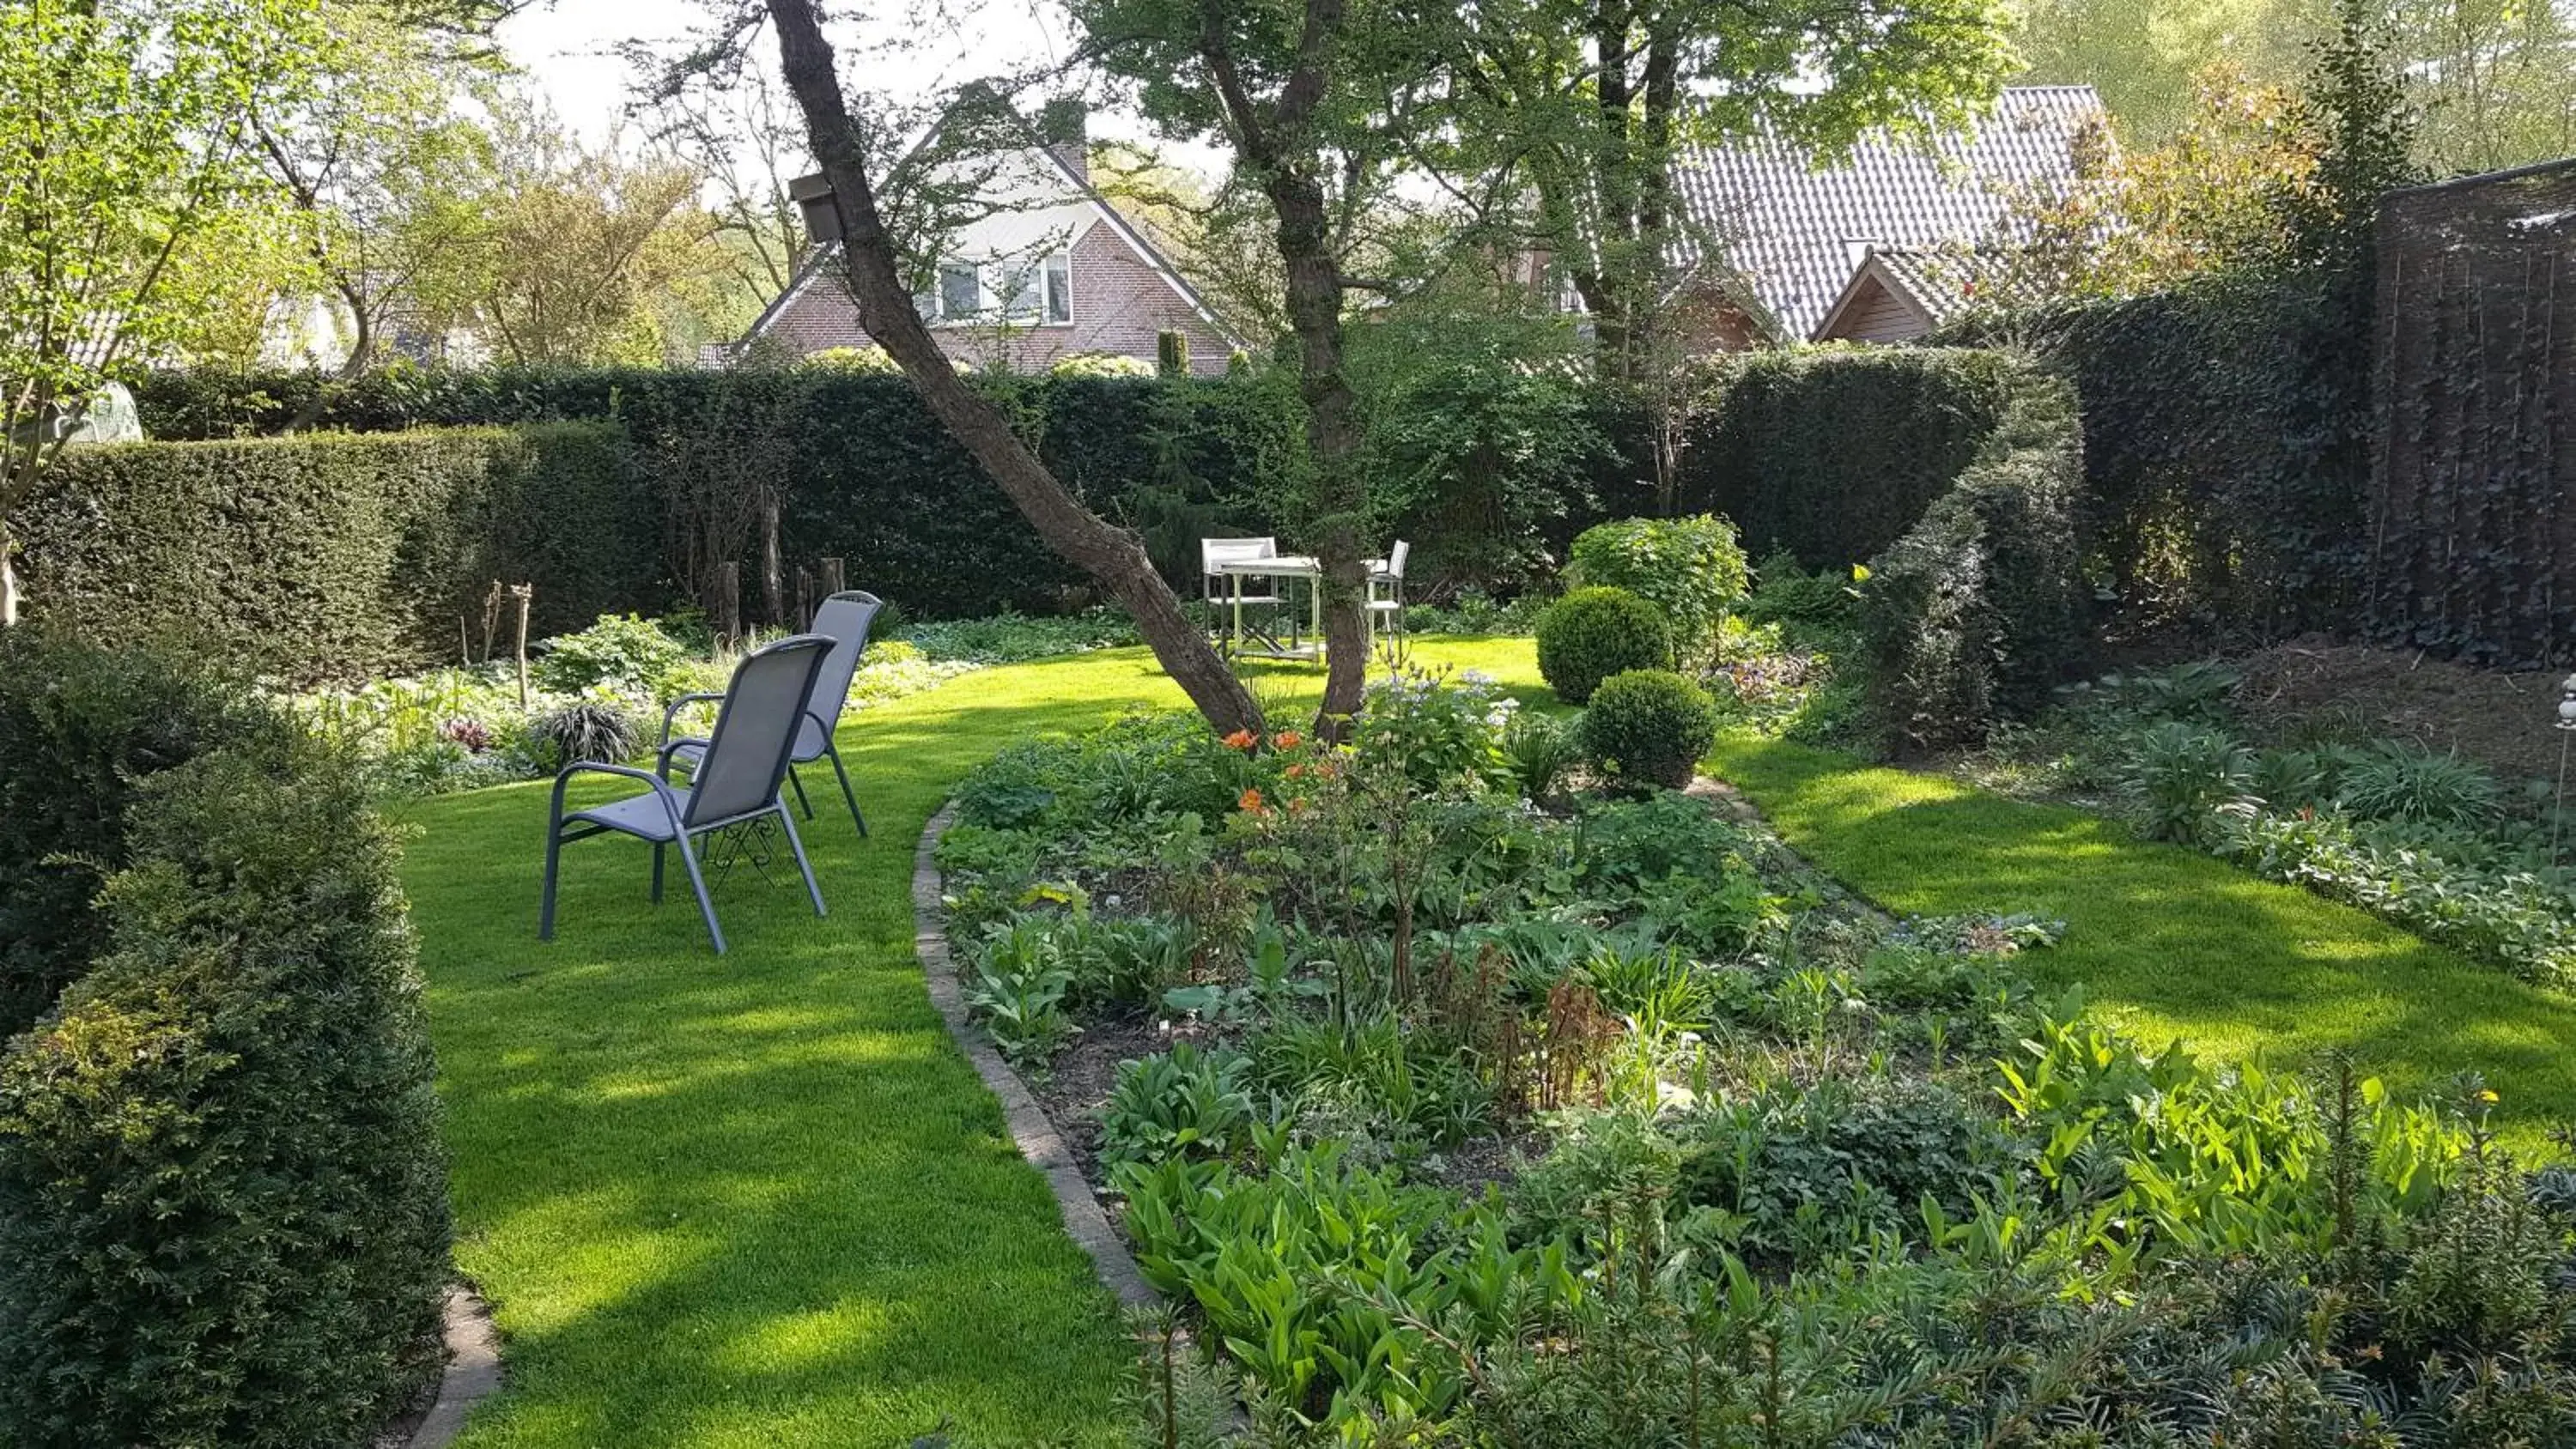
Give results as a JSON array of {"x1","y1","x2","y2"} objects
[
  {"x1": 401, "y1": 640, "x2": 1545, "y2": 1448},
  {"x1": 1710, "y1": 731, "x2": 2576, "y2": 1150}
]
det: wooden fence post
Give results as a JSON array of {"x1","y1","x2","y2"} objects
[
  {"x1": 796, "y1": 567, "x2": 815, "y2": 630},
  {"x1": 819, "y1": 556, "x2": 845, "y2": 598},
  {"x1": 715, "y1": 561, "x2": 742, "y2": 647}
]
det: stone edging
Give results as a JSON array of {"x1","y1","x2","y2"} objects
[
  {"x1": 405, "y1": 1286, "x2": 501, "y2": 1449},
  {"x1": 913, "y1": 803, "x2": 1157, "y2": 1307}
]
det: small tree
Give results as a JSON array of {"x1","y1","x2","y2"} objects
[{"x1": 0, "y1": 0, "x2": 321, "y2": 625}]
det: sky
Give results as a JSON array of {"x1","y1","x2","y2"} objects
[{"x1": 495, "y1": 0, "x2": 1222, "y2": 173}]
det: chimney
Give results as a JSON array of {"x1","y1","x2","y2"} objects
[
  {"x1": 1037, "y1": 98, "x2": 1089, "y2": 185},
  {"x1": 789, "y1": 173, "x2": 841, "y2": 248}
]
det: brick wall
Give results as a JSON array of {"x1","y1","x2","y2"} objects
[{"x1": 753, "y1": 221, "x2": 1235, "y2": 376}]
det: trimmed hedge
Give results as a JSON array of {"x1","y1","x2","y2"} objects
[
  {"x1": 0, "y1": 634, "x2": 450, "y2": 1447},
  {"x1": 1681, "y1": 349, "x2": 2025, "y2": 568},
  {"x1": 1856, "y1": 368, "x2": 2087, "y2": 753},
  {"x1": 1564, "y1": 514, "x2": 1749, "y2": 664},
  {"x1": 0, "y1": 634, "x2": 278, "y2": 1039},
  {"x1": 15, "y1": 422, "x2": 655, "y2": 681},
  {"x1": 1939, "y1": 274, "x2": 2369, "y2": 638}
]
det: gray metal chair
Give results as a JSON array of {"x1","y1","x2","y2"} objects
[
  {"x1": 662, "y1": 591, "x2": 882, "y2": 837},
  {"x1": 542, "y1": 634, "x2": 834, "y2": 955}
]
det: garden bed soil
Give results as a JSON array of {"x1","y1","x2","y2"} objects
[{"x1": 2233, "y1": 635, "x2": 2571, "y2": 786}]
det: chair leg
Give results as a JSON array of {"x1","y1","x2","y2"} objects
[
  {"x1": 778, "y1": 804, "x2": 828, "y2": 918},
  {"x1": 787, "y1": 765, "x2": 815, "y2": 820},
  {"x1": 674, "y1": 830, "x2": 726, "y2": 955},
  {"x1": 540, "y1": 819, "x2": 565, "y2": 941},
  {"x1": 651, "y1": 840, "x2": 665, "y2": 903},
  {"x1": 825, "y1": 741, "x2": 866, "y2": 837}
]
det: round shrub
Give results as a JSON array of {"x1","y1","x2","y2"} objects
[
  {"x1": 1565, "y1": 515, "x2": 1751, "y2": 662},
  {"x1": 1535, "y1": 586, "x2": 1672, "y2": 704},
  {"x1": 1579, "y1": 670, "x2": 1720, "y2": 791}
]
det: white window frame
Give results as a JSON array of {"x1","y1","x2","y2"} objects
[{"x1": 1042, "y1": 252, "x2": 1072, "y2": 324}]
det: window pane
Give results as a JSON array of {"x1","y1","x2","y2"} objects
[
  {"x1": 1044, "y1": 254, "x2": 1072, "y2": 324},
  {"x1": 939, "y1": 264, "x2": 979, "y2": 321},
  {"x1": 999, "y1": 264, "x2": 1041, "y2": 321}
]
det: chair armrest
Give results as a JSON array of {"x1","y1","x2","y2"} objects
[
  {"x1": 550, "y1": 761, "x2": 687, "y2": 833},
  {"x1": 659, "y1": 693, "x2": 726, "y2": 749},
  {"x1": 657, "y1": 736, "x2": 712, "y2": 779}
]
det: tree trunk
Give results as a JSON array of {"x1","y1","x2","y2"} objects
[
  {"x1": 765, "y1": 0, "x2": 1262, "y2": 737},
  {"x1": 1266, "y1": 168, "x2": 1370, "y2": 728},
  {"x1": 0, "y1": 530, "x2": 19, "y2": 628},
  {"x1": 760, "y1": 493, "x2": 785, "y2": 627}
]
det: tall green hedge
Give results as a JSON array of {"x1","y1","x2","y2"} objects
[
  {"x1": 1938, "y1": 274, "x2": 2370, "y2": 639},
  {"x1": 1856, "y1": 371, "x2": 2087, "y2": 752},
  {"x1": 1680, "y1": 349, "x2": 2025, "y2": 568},
  {"x1": 0, "y1": 634, "x2": 451, "y2": 1448},
  {"x1": 15, "y1": 422, "x2": 656, "y2": 680}
]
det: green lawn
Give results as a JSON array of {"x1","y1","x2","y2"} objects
[
  {"x1": 1709, "y1": 731, "x2": 2576, "y2": 1152},
  {"x1": 401, "y1": 635, "x2": 2573, "y2": 1446},
  {"x1": 398, "y1": 638, "x2": 1538, "y2": 1448}
]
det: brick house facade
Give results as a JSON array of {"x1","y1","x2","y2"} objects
[{"x1": 740, "y1": 128, "x2": 1242, "y2": 377}]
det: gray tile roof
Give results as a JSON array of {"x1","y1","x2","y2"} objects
[{"x1": 1674, "y1": 86, "x2": 2104, "y2": 340}]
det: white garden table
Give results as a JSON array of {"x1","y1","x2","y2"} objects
[{"x1": 1215, "y1": 554, "x2": 1325, "y2": 661}]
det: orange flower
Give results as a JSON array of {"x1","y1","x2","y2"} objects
[
  {"x1": 1223, "y1": 729, "x2": 1259, "y2": 751},
  {"x1": 1237, "y1": 787, "x2": 1266, "y2": 814},
  {"x1": 1287, "y1": 797, "x2": 1309, "y2": 814},
  {"x1": 1272, "y1": 731, "x2": 1303, "y2": 750},
  {"x1": 1285, "y1": 763, "x2": 1307, "y2": 779}
]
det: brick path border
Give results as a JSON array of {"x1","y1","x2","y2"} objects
[{"x1": 914, "y1": 803, "x2": 1157, "y2": 1307}]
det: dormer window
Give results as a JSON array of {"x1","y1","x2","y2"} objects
[{"x1": 916, "y1": 252, "x2": 1075, "y2": 326}]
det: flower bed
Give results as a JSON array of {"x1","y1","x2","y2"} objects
[{"x1": 934, "y1": 672, "x2": 2576, "y2": 1442}]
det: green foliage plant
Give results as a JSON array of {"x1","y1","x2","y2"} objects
[
  {"x1": 1578, "y1": 670, "x2": 1721, "y2": 791},
  {"x1": 1564, "y1": 515, "x2": 1750, "y2": 664},
  {"x1": 1534, "y1": 586, "x2": 1672, "y2": 704},
  {"x1": 532, "y1": 613, "x2": 694, "y2": 699}
]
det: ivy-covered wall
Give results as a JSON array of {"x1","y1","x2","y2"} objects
[{"x1": 2368, "y1": 159, "x2": 2576, "y2": 667}]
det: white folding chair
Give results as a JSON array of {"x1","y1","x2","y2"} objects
[
  {"x1": 1202, "y1": 537, "x2": 1286, "y2": 655},
  {"x1": 1367, "y1": 540, "x2": 1410, "y2": 660}
]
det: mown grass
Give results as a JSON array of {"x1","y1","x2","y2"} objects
[
  {"x1": 1708, "y1": 731, "x2": 2576, "y2": 1153},
  {"x1": 397, "y1": 638, "x2": 1537, "y2": 1448}
]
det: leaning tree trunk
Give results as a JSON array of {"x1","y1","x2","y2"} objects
[{"x1": 764, "y1": 0, "x2": 1262, "y2": 737}]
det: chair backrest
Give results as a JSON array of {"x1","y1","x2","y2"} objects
[
  {"x1": 799, "y1": 591, "x2": 884, "y2": 748},
  {"x1": 685, "y1": 634, "x2": 834, "y2": 828},
  {"x1": 1200, "y1": 537, "x2": 1278, "y2": 576},
  {"x1": 1383, "y1": 539, "x2": 1410, "y2": 581}
]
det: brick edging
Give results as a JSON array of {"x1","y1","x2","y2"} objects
[
  {"x1": 404, "y1": 1286, "x2": 501, "y2": 1449},
  {"x1": 913, "y1": 803, "x2": 1157, "y2": 1307}
]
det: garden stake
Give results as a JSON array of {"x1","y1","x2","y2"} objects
[{"x1": 511, "y1": 583, "x2": 532, "y2": 708}]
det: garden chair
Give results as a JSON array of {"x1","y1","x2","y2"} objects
[
  {"x1": 541, "y1": 633, "x2": 834, "y2": 955},
  {"x1": 1366, "y1": 540, "x2": 1410, "y2": 660},
  {"x1": 1203, "y1": 537, "x2": 1287, "y2": 654},
  {"x1": 661, "y1": 591, "x2": 881, "y2": 838}
]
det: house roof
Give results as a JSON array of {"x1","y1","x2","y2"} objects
[
  {"x1": 744, "y1": 123, "x2": 1242, "y2": 354},
  {"x1": 1810, "y1": 245, "x2": 1984, "y2": 340},
  {"x1": 1672, "y1": 86, "x2": 2104, "y2": 341}
]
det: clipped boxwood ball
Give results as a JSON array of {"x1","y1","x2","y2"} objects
[
  {"x1": 1579, "y1": 669, "x2": 1720, "y2": 791},
  {"x1": 1535, "y1": 586, "x2": 1671, "y2": 704}
]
